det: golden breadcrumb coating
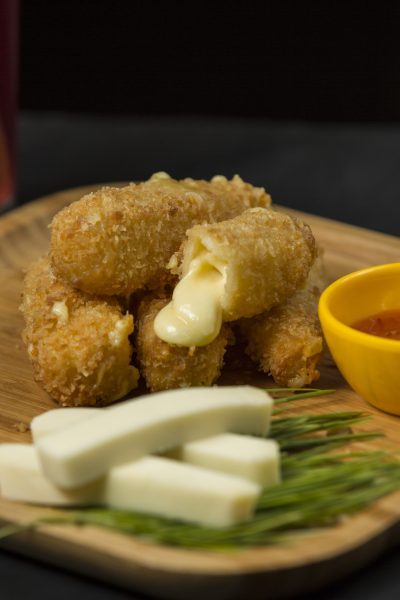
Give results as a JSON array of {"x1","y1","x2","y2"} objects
[
  {"x1": 305, "y1": 247, "x2": 327, "y2": 291},
  {"x1": 173, "y1": 207, "x2": 316, "y2": 321},
  {"x1": 20, "y1": 257, "x2": 139, "y2": 406},
  {"x1": 136, "y1": 296, "x2": 233, "y2": 392},
  {"x1": 241, "y1": 255, "x2": 326, "y2": 387},
  {"x1": 50, "y1": 173, "x2": 271, "y2": 296}
]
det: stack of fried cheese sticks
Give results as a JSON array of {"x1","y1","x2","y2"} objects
[{"x1": 20, "y1": 173, "x2": 325, "y2": 406}]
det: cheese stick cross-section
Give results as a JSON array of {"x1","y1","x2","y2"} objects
[
  {"x1": 155, "y1": 207, "x2": 316, "y2": 347},
  {"x1": 0, "y1": 445, "x2": 260, "y2": 527},
  {"x1": 32, "y1": 408, "x2": 281, "y2": 487},
  {"x1": 36, "y1": 386, "x2": 273, "y2": 489},
  {"x1": 155, "y1": 251, "x2": 227, "y2": 346}
]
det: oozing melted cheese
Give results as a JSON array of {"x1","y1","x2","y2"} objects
[{"x1": 154, "y1": 252, "x2": 226, "y2": 346}]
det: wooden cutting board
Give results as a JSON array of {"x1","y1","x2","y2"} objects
[{"x1": 0, "y1": 185, "x2": 399, "y2": 600}]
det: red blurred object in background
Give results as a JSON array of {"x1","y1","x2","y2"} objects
[{"x1": 0, "y1": 0, "x2": 18, "y2": 209}]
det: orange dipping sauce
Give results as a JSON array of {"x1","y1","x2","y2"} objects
[{"x1": 352, "y1": 309, "x2": 400, "y2": 340}]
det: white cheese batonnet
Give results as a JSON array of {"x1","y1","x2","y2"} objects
[
  {"x1": 32, "y1": 407, "x2": 281, "y2": 487},
  {"x1": 36, "y1": 386, "x2": 273, "y2": 489},
  {"x1": 104, "y1": 456, "x2": 260, "y2": 527},
  {"x1": 0, "y1": 444, "x2": 103, "y2": 505},
  {"x1": 154, "y1": 251, "x2": 226, "y2": 346},
  {"x1": 168, "y1": 434, "x2": 281, "y2": 487},
  {"x1": 0, "y1": 444, "x2": 260, "y2": 527}
]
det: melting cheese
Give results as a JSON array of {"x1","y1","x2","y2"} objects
[{"x1": 154, "y1": 252, "x2": 226, "y2": 346}]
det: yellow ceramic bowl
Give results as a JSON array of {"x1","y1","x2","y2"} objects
[{"x1": 318, "y1": 263, "x2": 400, "y2": 415}]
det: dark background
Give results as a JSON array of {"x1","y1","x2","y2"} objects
[
  {"x1": 19, "y1": 1, "x2": 400, "y2": 121},
  {"x1": 14, "y1": 1, "x2": 400, "y2": 235}
]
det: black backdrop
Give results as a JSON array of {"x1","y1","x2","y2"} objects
[{"x1": 19, "y1": 1, "x2": 400, "y2": 121}]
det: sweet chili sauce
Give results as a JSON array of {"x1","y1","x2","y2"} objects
[{"x1": 352, "y1": 309, "x2": 400, "y2": 340}]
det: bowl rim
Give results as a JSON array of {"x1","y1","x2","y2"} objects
[{"x1": 318, "y1": 262, "x2": 400, "y2": 349}]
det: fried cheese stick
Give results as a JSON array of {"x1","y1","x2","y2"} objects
[
  {"x1": 20, "y1": 257, "x2": 139, "y2": 406},
  {"x1": 50, "y1": 173, "x2": 271, "y2": 296},
  {"x1": 241, "y1": 255, "x2": 326, "y2": 387},
  {"x1": 154, "y1": 208, "x2": 316, "y2": 348},
  {"x1": 173, "y1": 207, "x2": 316, "y2": 321},
  {"x1": 136, "y1": 296, "x2": 233, "y2": 392}
]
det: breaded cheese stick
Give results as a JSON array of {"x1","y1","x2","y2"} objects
[
  {"x1": 136, "y1": 296, "x2": 233, "y2": 392},
  {"x1": 50, "y1": 173, "x2": 271, "y2": 296},
  {"x1": 154, "y1": 208, "x2": 316, "y2": 347},
  {"x1": 20, "y1": 257, "x2": 139, "y2": 406},
  {"x1": 241, "y1": 255, "x2": 326, "y2": 387}
]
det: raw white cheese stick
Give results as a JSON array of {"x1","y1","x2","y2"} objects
[
  {"x1": 0, "y1": 444, "x2": 259, "y2": 527},
  {"x1": 0, "y1": 444, "x2": 104, "y2": 506},
  {"x1": 36, "y1": 386, "x2": 273, "y2": 489},
  {"x1": 32, "y1": 407, "x2": 281, "y2": 487},
  {"x1": 168, "y1": 434, "x2": 281, "y2": 487},
  {"x1": 105, "y1": 456, "x2": 260, "y2": 527}
]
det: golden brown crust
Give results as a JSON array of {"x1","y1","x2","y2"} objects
[
  {"x1": 23, "y1": 173, "x2": 325, "y2": 398},
  {"x1": 50, "y1": 174, "x2": 271, "y2": 296},
  {"x1": 20, "y1": 257, "x2": 139, "y2": 406},
  {"x1": 241, "y1": 256, "x2": 326, "y2": 387},
  {"x1": 135, "y1": 296, "x2": 233, "y2": 392}
]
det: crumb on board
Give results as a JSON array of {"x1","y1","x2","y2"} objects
[{"x1": 14, "y1": 422, "x2": 30, "y2": 433}]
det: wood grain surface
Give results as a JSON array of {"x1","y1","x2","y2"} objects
[{"x1": 0, "y1": 185, "x2": 399, "y2": 600}]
